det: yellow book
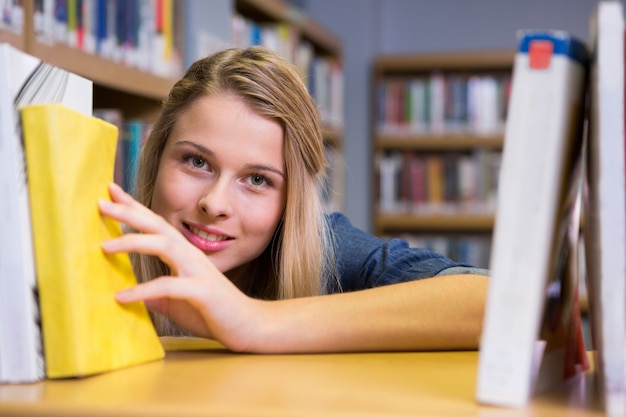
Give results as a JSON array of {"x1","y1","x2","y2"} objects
[{"x1": 21, "y1": 103, "x2": 165, "y2": 379}]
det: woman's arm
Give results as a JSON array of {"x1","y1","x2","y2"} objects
[
  {"x1": 244, "y1": 273, "x2": 488, "y2": 353},
  {"x1": 100, "y1": 183, "x2": 488, "y2": 353}
]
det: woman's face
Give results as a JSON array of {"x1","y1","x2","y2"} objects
[{"x1": 151, "y1": 94, "x2": 287, "y2": 281}]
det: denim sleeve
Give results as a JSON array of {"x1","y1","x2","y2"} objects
[{"x1": 326, "y1": 212, "x2": 489, "y2": 293}]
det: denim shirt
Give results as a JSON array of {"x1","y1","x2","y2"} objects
[{"x1": 325, "y1": 212, "x2": 489, "y2": 294}]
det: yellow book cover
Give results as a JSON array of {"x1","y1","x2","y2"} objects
[{"x1": 21, "y1": 103, "x2": 165, "y2": 379}]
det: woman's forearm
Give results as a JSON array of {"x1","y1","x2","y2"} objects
[{"x1": 246, "y1": 274, "x2": 489, "y2": 353}]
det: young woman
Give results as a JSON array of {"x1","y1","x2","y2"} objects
[{"x1": 98, "y1": 46, "x2": 489, "y2": 354}]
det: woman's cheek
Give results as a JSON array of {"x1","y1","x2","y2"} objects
[
  {"x1": 152, "y1": 172, "x2": 197, "y2": 216},
  {"x1": 248, "y1": 193, "x2": 285, "y2": 227}
]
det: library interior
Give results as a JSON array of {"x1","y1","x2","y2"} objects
[{"x1": 1, "y1": 0, "x2": 624, "y2": 416}]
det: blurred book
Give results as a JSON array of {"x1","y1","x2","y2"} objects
[
  {"x1": 583, "y1": 1, "x2": 626, "y2": 416},
  {"x1": 476, "y1": 29, "x2": 589, "y2": 407},
  {"x1": 0, "y1": 42, "x2": 92, "y2": 384}
]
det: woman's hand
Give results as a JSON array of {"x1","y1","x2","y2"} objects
[
  {"x1": 98, "y1": 183, "x2": 487, "y2": 354},
  {"x1": 98, "y1": 182, "x2": 259, "y2": 352}
]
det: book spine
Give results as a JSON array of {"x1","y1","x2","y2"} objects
[
  {"x1": 585, "y1": 2, "x2": 626, "y2": 414},
  {"x1": 0, "y1": 45, "x2": 45, "y2": 383},
  {"x1": 126, "y1": 119, "x2": 143, "y2": 196},
  {"x1": 476, "y1": 31, "x2": 588, "y2": 407}
]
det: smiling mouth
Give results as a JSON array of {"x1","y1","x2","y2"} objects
[{"x1": 185, "y1": 224, "x2": 231, "y2": 242}]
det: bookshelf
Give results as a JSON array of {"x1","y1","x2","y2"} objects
[
  {"x1": 233, "y1": 0, "x2": 345, "y2": 211},
  {"x1": 0, "y1": 0, "x2": 182, "y2": 120},
  {"x1": 233, "y1": 0, "x2": 344, "y2": 139},
  {"x1": 0, "y1": 0, "x2": 344, "y2": 210},
  {"x1": 371, "y1": 49, "x2": 514, "y2": 268}
]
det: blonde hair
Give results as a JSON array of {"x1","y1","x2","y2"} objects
[{"x1": 132, "y1": 46, "x2": 337, "y2": 335}]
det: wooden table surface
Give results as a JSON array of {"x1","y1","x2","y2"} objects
[{"x1": 0, "y1": 337, "x2": 605, "y2": 417}]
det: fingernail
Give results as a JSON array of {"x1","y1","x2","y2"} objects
[
  {"x1": 115, "y1": 289, "x2": 132, "y2": 302},
  {"x1": 98, "y1": 198, "x2": 112, "y2": 208},
  {"x1": 109, "y1": 182, "x2": 124, "y2": 193}
]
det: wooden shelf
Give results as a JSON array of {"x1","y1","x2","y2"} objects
[
  {"x1": 7, "y1": 0, "x2": 341, "y2": 102},
  {"x1": 1, "y1": 0, "x2": 181, "y2": 106},
  {"x1": 374, "y1": 49, "x2": 514, "y2": 74},
  {"x1": 0, "y1": 29, "x2": 24, "y2": 50},
  {"x1": 236, "y1": 0, "x2": 341, "y2": 55},
  {"x1": 375, "y1": 213, "x2": 495, "y2": 233},
  {"x1": 297, "y1": 15, "x2": 342, "y2": 55},
  {"x1": 375, "y1": 135, "x2": 504, "y2": 151},
  {"x1": 29, "y1": 41, "x2": 178, "y2": 100}
]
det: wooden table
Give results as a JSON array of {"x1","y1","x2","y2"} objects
[{"x1": 0, "y1": 337, "x2": 604, "y2": 417}]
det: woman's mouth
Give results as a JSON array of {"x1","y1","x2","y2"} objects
[
  {"x1": 182, "y1": 223, "x2": 234, "y2": 252},
  {"x1": 188, "y1": 224, "x2": 229, "y2": 241}
]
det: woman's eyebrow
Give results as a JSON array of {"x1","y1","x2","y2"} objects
[
  {"x1": 244, "y1": 163, "x2": 285, "y2": 179},
  {"x1": 171, "y1": 140, "x2": 214, "y2": 157}
]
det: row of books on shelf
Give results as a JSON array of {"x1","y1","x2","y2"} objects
[
  {"x1": 2, "y1": 0, "x2": 183, "y2": 78},
  {"x1": 1, "y1": 2, "x2": 345, "y2": 129},
  {"x1": 231, "y1": 11, "x2": 344, "y2": 129},
  {"x1": 0, "y1": 43, "x2": 164, "y2": 384},
  {"x1": 232, "y1": 13, "x2": 298, "y2": 69},
  {"x1": 93, "y1": 108, "x2": 151, "y2": 195},
  {"x1": 376, "y1": 149, "x2": 500, "y2": 214},
  {"x1": 375, "y1": 72, "x2": 511, "y2": 136},
  {"x1": 386, "y1": 233, "x2": 492, "y2": 269}
]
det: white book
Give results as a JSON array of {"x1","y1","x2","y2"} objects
[
  {"x1": 475, "y1": 30, "x2": 589, "y2": 407},
  {"x1": 584, "y1": 2, "x2": 626, "y2": 416},
  {"x1": 0, "y1": 43, "x2": 92, "y2": 384},
  {"x1": 378, "y1": 153, "x2": 402, "y2": 213},
  {"x1": 428, "y1": 72, "x2": 445, "y2": 134}
]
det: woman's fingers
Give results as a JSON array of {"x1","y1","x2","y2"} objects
[
  {"x1": 116, "y1": 277, "x2": 210, "y2": 335},
  {"x1": 102, "y1": 225, "x2": 218, "y2": 277},
  {"x1": 116, "y1": 275, "x2": 258, "y2": 352},
  {"x1": 101, "y1": 182, "x2": 258, "y2": 348},
  {"x1": 116, "y1": 277, "x2": 227, "y2": 339},
  {"x1": 99, "y1": 196, "x2": 175, "y2": 239},
  {"x1": 107, "y1": 182, "x2": 141, "y2": 206},
  {"x1": 117, "y1": 276, "x2": 197, "y2": 302},
  {"x1": 117, "y1": 276, "x2": 238, "y2": 321},
  {"x1": 100, "y1": 183, "x2": 182, "y2": 239},
  {"x1": 102, "y1": 233, "x2": 181, "y2": 273},
  {"x1": 99, "y1": 183, "x2": 215, "y2": 276},
  {"x1": 102, "y1": 183, "x2": 153, "y2": 220}
]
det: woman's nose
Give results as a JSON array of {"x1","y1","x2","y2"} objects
[{"x1": 197, "y1": 179, "x2": 233, "y2": 218}]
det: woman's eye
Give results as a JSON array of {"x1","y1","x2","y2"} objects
[
  {"x1": 187, "y1": 156, "x2": 206, "y2": 169},
  {"x1": 250, "y1": 175, "x2": 266, "y2": 186}
]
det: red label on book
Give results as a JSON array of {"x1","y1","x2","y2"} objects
[{"x1": 529, "y1": 40, "x2": 553, "y2": 69}]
